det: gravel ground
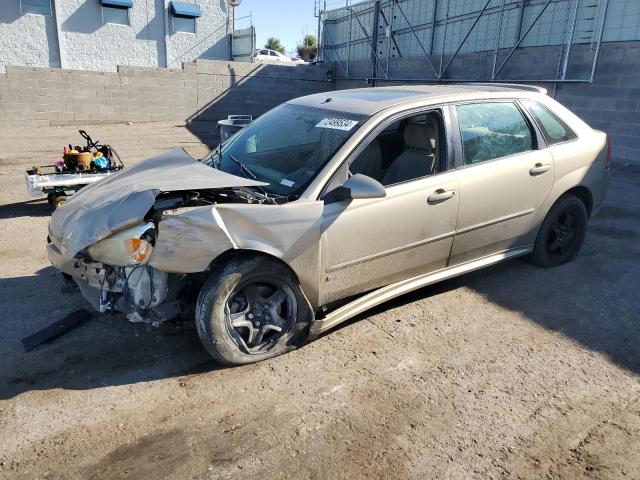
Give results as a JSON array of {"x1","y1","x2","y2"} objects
[{"x1": 0, "y1": 122, "x2": 638, "y2": 480}]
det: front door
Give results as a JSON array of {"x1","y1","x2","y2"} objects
[
  {"x1": 319, "y1": 174, "x2": 460, "y2": 305},
  {"x1": 318, "y1": 107, "x2": 460, "y2": 305}
]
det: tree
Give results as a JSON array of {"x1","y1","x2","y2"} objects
[
  {"x1": 265, "y1": 37, "x2": 285, "y2": 54},
  {"x1": 297, "y1": 34, "x2": 318, "y2": 62}
]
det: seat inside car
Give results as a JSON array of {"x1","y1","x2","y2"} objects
[{"x1": 382, "y1": 116, "x2": 438, "y2": 185}]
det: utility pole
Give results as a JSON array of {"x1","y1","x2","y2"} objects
[
  {"x1": 370, "y1": 0, "x2": 381, "y2": 83},
  {"x1": 316, "y1": 0, "x2": 327, "y2": 62}
]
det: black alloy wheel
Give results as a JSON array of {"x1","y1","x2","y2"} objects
[
  {"x1": 530, "y1": 194, "x2": 588, "y2": 267},
  {"x1": 225, "y1": 279, "x2": 297, "y2": 354}
]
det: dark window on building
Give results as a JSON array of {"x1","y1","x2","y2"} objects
[
  {"x1": 102, "y1": 5, "x2": 129, "y2": 25},
  {"x1": 456, "y1": 102, "x2": 533, "y2": 165},
  {"x1": 523, "y1": 101, "x2": 577, "y2": 145},
  {"x1": 170, "y1": 1, "x2": 200, "y2": 33},
  {"x1": 21, "y1": 0, "x2": 52, "y2": 16},
  {"x1": 173, "y1": 15, "x2": 196, "y2": 33}
]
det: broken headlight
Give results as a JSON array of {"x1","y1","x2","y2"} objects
[{"x1": 86, "y1": 222, "x2": 155, "y2": 267}]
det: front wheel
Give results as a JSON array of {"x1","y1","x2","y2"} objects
[
  {"x1": 195, "y1": 255, "x2": 312, "y2": 365},
  {"x1": 530, "y1": 194, "x2": 588, "y2": 268}
]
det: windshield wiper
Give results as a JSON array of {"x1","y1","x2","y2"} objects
[
  {"x1": 202, "y1": 144, "x2": 221, "y2": 169},
  {"x1": 227, "y1": 154, "x2": 274, "y2": 200},
  {"x1": 229, "y1": 154, "x2": 258, "y2": 180},
  {"x1": 212, "y1": 144, "x2": 221, "y2": 168}
]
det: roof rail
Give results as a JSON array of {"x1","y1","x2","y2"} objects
[{"x1": 454, "y1": 82, "x2": 548, "y2": 95}]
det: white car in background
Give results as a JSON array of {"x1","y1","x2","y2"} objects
[{"x1": 253, "y1": 49, "x2": 293, "y2": 64}]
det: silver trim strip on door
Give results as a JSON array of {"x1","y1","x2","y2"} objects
[
  {"x1": 326, "y1": 230, "x2": 456, "y2": 273},
  {"x1": 326, "y1": 208, "x2": 535, "y2": 273},
  {"x1": 455, "y1": 208, "x2": 535, "y2": 235}
]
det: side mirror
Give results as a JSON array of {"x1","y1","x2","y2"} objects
[{"x1": 327, "y1": 174, "x2": 386, "y2": 202}]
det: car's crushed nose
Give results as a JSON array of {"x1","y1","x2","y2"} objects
[{"x1": 48, "y1": 147, "x2": 267, "y2": 258}]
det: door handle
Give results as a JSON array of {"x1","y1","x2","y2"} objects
[
  {"x1": 529, "y1": 163, "x2": 551, "y2": 176},
  {"x1": 428, "y1": 189, "x2": 455, "y2": 204}
]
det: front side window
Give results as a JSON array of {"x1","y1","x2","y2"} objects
[
  {"x1": 173, "y1": 15, "x2": 195, "y2": 33},
  {"x1": 102, "y1": 6, "x2": 129, "y2": 25},
  {"x1": 456, "y1": 102, "x2": 533, "y2": 165},
  {"x1": 203, "y1": 104, "x2": 367, "y2": 197},
  {"x1": 21, "y1": 0, "x2": 51, "y2": 16},
  {"x1": 523, "y1": 101, "x2": 577, "y2": 145},
  {"x1": 349, "y1": 111, "x2": 445, "y2": 186}
]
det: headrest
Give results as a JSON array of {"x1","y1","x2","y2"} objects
[{"x1": 404, "y1": 121, "x2": 437, "y2": 151}]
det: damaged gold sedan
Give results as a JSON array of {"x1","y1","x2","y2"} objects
[{"x1": 48, "y1": 84, "x2": 610, "y2": 365}]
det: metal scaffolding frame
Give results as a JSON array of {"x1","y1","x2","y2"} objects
[{"x1": 319, "y1": 0, "x2": 610, "y2": 84}]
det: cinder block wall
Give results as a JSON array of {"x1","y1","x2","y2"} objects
[
  {"x1": 0, "y1": 60, "x2": 332, "y2": 128},
  {"x1": 334, "y1": 42, "x2": 640, "y2": 165}
]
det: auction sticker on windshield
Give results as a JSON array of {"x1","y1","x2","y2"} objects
[{"x1": 316, "y1": 118, "x2": 359, "y2": 131}]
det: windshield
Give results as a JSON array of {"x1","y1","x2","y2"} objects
[{"x1": 204, "y1": 104, "x2": 368, "y2": 197}]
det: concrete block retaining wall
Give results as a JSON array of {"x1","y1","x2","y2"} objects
[
  {"x1": 0, "y1": 59, "x2": 332, "y2": 128},
  {"x1": 1, "y1": 42, "x2": 638, "y2": 165}
]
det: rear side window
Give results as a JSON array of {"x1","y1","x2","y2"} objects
[
  {"x1": 456, "y1": 102, "x2": 533, "y2": 165},
  {"x1": 523, "y1": 101, "x2": 577, "y2": 145}
]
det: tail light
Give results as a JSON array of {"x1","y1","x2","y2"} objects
[{"x1": 605, "y1": 134, "x2": 611, "y2": 170}]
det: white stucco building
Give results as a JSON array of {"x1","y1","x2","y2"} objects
[{"x1": 0, "y1": 0, "x2": 231, "y2": 72}]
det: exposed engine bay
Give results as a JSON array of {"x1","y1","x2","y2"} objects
[{"x1": 52, "y1": 186, "x2": 278, "y2": 325}]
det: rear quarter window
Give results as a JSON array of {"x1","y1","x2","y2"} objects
[{"x1": 523, "y1": 101, "x2": 577, "y2": 145}]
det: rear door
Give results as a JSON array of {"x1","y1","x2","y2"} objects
[{"x1": 449, "y1": 101, "x2": 554, "y2": 265}]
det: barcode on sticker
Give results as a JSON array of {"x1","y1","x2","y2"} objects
[{"x1": 315, "y1": 118, "x2": 359, "y2": 131}]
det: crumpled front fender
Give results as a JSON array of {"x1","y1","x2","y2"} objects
[
  {"x1": 149, "y1": 206, "x2": 236, "y2": 273},
  {"x1": 149, "y1": 201, "x2": 324, "y2": 306}
]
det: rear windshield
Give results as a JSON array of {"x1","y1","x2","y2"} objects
[{"x1": 206, "y1": 104, "x2": 367, "y2": 197}]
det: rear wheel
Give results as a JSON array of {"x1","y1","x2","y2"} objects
[
  {"x1": 195, "y1": 255, "x2": 312, "y2": 365},
  {"x1": 530, "y1": 194, "x2": 587, "y2": 267}
]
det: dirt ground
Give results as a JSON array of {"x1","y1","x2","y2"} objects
[{"x1": 0, "y1": 122, "x2": 639, "y2": 480}]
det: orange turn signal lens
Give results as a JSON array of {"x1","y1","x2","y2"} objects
[{"x1": 124, "y1": 238, "x2": 152, "y2": 263}]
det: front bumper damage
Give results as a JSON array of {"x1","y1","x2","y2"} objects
[
  {"x1": 48, "y1": 241, "x2": 185, "y2": 324},
  {"x1": 45, "y1": 148, "x2": 269, "y2": 324}
]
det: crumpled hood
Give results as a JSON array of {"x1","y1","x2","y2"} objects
[{"x1": 49, "y1": 147, "x2": 267, "y2": 258}]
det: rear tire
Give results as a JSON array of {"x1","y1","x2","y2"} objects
[
  {"x1": 195, "y1": 255, "x2": 312, "y2": 365},
  {"x1": 530, "y1": 194, "x2": 588, "y2": 267}
]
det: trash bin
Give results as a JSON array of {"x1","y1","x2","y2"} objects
[{"x1": 217, "y1": 115, "x2": 253, "y2": 142}]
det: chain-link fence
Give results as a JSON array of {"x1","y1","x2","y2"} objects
[{"x1": 318, "y1": 0, "x2": 617, "y2": 82}]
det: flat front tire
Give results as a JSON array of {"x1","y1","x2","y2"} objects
[
  {"x1": 530, "y1": 194, "x2": 588, "y2": 268},
  {"x1": 195, "y1": 255, "x2": 312, "y2": 365}
]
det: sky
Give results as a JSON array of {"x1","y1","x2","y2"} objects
[{"x1": 233, "y1": 0, "x2": 325, "y2": 57}]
